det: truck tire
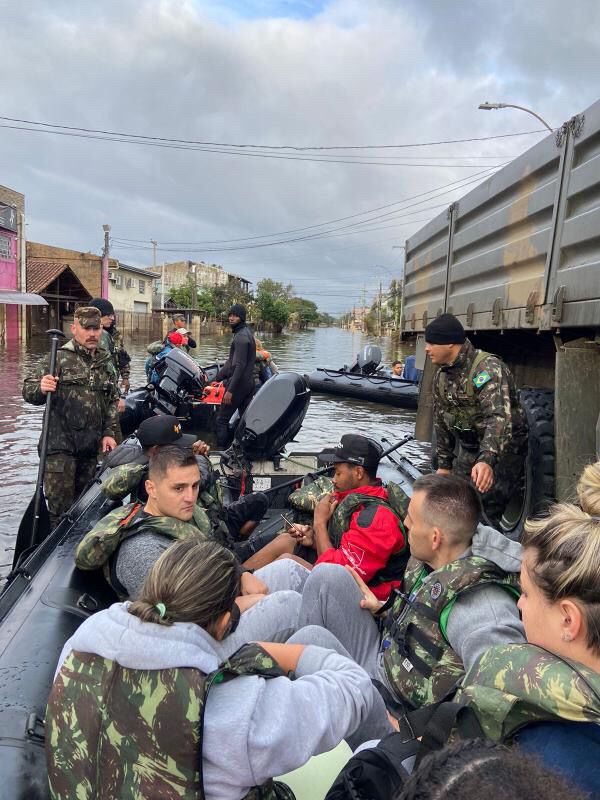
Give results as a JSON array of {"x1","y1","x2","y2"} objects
[{"x1": 497, "y1": 388, "x2": 555, "y2": 540}]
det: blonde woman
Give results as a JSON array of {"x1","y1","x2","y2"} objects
[
  {"x1": 46, "y1": 538, "x2": 381, "y2": 800},
  {"x1": 455, "y1": 461, "x2": 600, "y2": 796}
]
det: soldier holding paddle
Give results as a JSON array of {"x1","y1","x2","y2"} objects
[{"x1": 22, "y1": 306, "x2": 119, "y2": 528}]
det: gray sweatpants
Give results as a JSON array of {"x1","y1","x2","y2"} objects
[{"x1": 257, "y1": 560, "x2": 393, "y2": 746}]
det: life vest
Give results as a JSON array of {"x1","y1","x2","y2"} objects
[
  {"x1": 455, "y1": 643, "x2": 600, "y2": 743},
  {"x1": 75, "y1": 502, "x2": 210, "y2": 595},
  {"x1": 435, "y1": 350, "x2": 491, "y2": 445},
  {"x1": 46, "y1": 643, "x2": 295, "y2": 800},
  {"x1": 326, "y1": 485, "x2": 410, "y2": 586},
  {"x1": 381, "y1": 555, "x2": 520, "y2": 710}
]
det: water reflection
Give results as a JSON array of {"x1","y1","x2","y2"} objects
[{"x1": 0, "y1": 327, "x2": 428, "y2": 579}]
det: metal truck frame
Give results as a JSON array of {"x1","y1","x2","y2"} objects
[{"x1": 402, "y1": 96, "x2": 600, "y2": 521}]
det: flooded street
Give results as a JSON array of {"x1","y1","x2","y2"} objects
[{"x1": 0, "y1": 326, "x2": 429, "y2": 580}]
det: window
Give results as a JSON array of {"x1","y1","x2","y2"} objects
[
  {"x1": 0, "y1": 235, "x2": 10, "y2": 259},
  {"x1": 115, "y1": 274, "x2": 123, "y2": 289},
  {"x1": 139, "y1": 279, "x2": 145, "y2": 294},
  {"x1": 126, "y1": 278, "x2": 134, "y2": 290},
  {"x1": 133, "y1": 301, "x2": 148, "y2": 313}
]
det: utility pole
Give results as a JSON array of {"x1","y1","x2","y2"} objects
[
  {"x1": 378, "y1": 281, "x2": 382, "y2": 336},
  {"x1": 101, "y1": 224, "x2": 110, "y2": 299},
  {"x1": 160, "y1": 261, "x2": 165, "y2": 311},
  {"x1": 151, "y1": 239, "x2": 157, "y2": 268}
]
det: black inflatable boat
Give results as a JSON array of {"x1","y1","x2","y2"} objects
[
  {"x1": 305, "y1": 345, "x2": 420, "y2": 409},
  {"x1": 0, "y1": 371, "x2": 420, "y2": 799}
]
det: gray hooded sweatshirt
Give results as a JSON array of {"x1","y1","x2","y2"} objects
[{"x1": 55, "y1": 603, "x2": 374, "y2": 800}]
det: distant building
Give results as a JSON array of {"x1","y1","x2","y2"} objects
[
  {"x1": 150, "y1": 260, "x2": 251, "y2": 308},
  {"x1": 26, "y1": 242, "x2": 113, "y2": 336},
  {"x1": 108, "y1": 262, "x2": 158, "y2": 313},
  {"x1": 0, "y1": 183, "x2": 25, "y2": 343}
]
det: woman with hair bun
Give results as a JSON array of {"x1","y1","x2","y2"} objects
[
  {"x1": 454, "y1": 460, "x2": 600, "y2": 796},
  {"x1": 45, "y1": 538, "x2": 381, "y2": 800}
]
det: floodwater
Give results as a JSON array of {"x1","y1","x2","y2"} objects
[{"x1": 0, "y1": 326, "x2": 429, "y2": 580}]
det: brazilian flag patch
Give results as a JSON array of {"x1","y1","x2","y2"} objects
[{"x1": 473, "y1": 371, "x2": 491, "y2": 389}]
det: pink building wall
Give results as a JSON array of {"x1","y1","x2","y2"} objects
[{"x1": 0, "y1": 230, "x2": 19, "y2": 341}]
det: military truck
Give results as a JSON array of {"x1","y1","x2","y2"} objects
[{"x1": 402, "y1": 96, "x2": 600, "y2": 537}]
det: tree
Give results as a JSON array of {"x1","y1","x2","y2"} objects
[
  {"x1": 255, "y1": 279, "x2": 291, "y2": 330},
  {"x1": 288, "y1": 297, "x2": 319, "y2": 328}
]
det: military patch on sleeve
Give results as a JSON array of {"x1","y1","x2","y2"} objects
[{"x1": 473, "y1": 371, "x2": 492, "y2": 389}]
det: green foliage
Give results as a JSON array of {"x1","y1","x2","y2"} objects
[
  {"x1": 288, "y1": 297, "x2": 319, "y2": 326},
  {"x1": 168, "y1": 281, "x2": 251, "y2": 317}
]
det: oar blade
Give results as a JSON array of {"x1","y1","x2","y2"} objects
[{"x1": 12, "y1": 491, "x2": 52, "y2": 569}]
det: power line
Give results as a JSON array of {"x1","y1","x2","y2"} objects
[
  {"x1": 0, "y1": 115, "x2": 547, "y2": 150},
  {"x1": 111, "y1": 165, "x2": 502, "y2": 251},
  {"x1": 0, "y1": 123, "x2": 510, "y2": 168}
]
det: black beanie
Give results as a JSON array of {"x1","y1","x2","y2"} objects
[
  {"x1": 425, "y1": 313, "x2": 465, "y2": 344},
  {"x1": 228, "y1": 303, "x2": 246, "y2": 323},
  {"x1": 89, "y1": 297, "x2": 115, "y2": 316}
]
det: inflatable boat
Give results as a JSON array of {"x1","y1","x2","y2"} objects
[
  {"x1": 305, "y1": 345, "x2": 420, "y2": 409},
  {"x1": 0, "y1": 371, "x2": 421, "y2": 799}
]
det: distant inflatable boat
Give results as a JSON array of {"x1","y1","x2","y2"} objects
[
  {"x1": 304, "y1": 367, "x2": 419, "y2": 408},
  {"x1": 305, "y1": 345, "x2": 420, "y2": 409}
]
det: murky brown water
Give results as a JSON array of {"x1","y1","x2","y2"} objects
[{"x1": 0, "y1": 327, "x2": 428, "y2": 579}]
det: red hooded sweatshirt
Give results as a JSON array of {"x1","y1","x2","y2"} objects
[{"x1": 315, "y1": 483, "x2": 406, "y2": 600}]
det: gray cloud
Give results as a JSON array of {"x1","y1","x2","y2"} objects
[{"x1": 1, "y1": 0, "x2": 598, "y2": 312}]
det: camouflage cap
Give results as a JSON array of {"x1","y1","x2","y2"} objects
[{"x1": 74, "y1": 306, "x2": 102, "y2": 329}]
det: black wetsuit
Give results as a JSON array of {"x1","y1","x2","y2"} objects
[{"x1": 215, "y1": 321, "x2": 256, "y2": 447}]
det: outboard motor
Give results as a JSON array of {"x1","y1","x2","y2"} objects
[
  {"x1": 154, "y1": 349, "x2": 206, "y2": 415},
  {"x1": 232, "y1": 372, "x2": 310, "y2": 461},
  {"x1": 348, "y1": 344, "x2": 382, "y2": 374}
]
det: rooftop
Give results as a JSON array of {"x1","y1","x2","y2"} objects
[{"x1": 116, "y1": 262, "x2": 159, "y2": 279}]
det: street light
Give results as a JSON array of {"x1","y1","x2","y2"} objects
[{"x1": 478, "y1": 101, "x2": 554, "y2": 132}]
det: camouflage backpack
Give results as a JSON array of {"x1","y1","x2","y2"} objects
[
  {"x1": 46, "y1": 643, "x2": 295, "y2": 800},
  {"x1": 75, "y1": 502, "x2": 210, "y2": 595},
  {"x1": 381, "y1": 555, "x2": 520, "y2": 710},
  {"x1": 436, "y1": 350, "x2": 491, "y2": 434},
  {"x1": 454, "y1": 642, "x2": 600, "y2": 744}
]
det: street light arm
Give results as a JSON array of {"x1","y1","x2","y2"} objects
[{"x1": 478, "y1": 101, "x2": 553, "y2": 132}]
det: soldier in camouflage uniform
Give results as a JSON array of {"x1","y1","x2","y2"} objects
[
  {"x1": 425, "y1": 313, "x2": 527, "y2": 526},
  {"x1": 90, "y1": 298, "x2": 131, "y2": 443},
  {"x1": 47, "y1": 538, "x2": 374, "y2": 799},
  {"x1": 22, "y1": 306, "x2": 119, "y2": 527},
  {"x1": 89, "y1": 298, "x2": 131, "y2": 388},
  {"x1": 99, "y1": 414, "x2": 269, "y2": 559},
  {"x1": 76, "y1": 444, "x2": 211, "y2": 597}
]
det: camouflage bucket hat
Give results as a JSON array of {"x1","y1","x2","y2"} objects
[{"x1": 75, "y1": 306, "x2": 102, "y2": 329}]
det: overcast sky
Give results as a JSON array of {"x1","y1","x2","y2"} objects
[{"x1": 2, "y1": 0, "x2": 599, "y2": 313}]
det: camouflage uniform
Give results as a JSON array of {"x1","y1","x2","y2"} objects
[
  {"x1": 455, "y1": 642, "x2": 600, "y2": 743},
  {"x1": 102, "y1": 462, "x2": 233, "y2": 546},
  {"x1": 100, "y1": 326, "x2": 131, "y2": 385},
  {"x1": 381, "y1": 555, "x2": 520, "y2": 710},
  {"x1": 432, "y1": 338, "x2": 528, "y2": 525},
  {"x1": 22, "y1": 338, "x2": 119, "y2": 526},
  {"x1": 46, "y1": 642, "x2": 295, "y2": 800},
  {"x1": 75, "y1": 501, "x2": 211, "y2": 596},
  {"x1": 99, "y1": 326, "x2": 130, "y2": 444}
]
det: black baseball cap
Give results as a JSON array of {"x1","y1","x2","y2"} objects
[
  {"x1": 137, "y1": 415, "x2": 197, "y2": 449},
  {"x1": 320, "y1": 434, "x2": 383, "y2": 472}
]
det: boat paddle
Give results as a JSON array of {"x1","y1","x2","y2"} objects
[
  {"x1": 256, "y1": 433, "x2": 415, "y2": 497},
  {"x1": 13, "y1": 328, "x2": 66, "y2": 569}
]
